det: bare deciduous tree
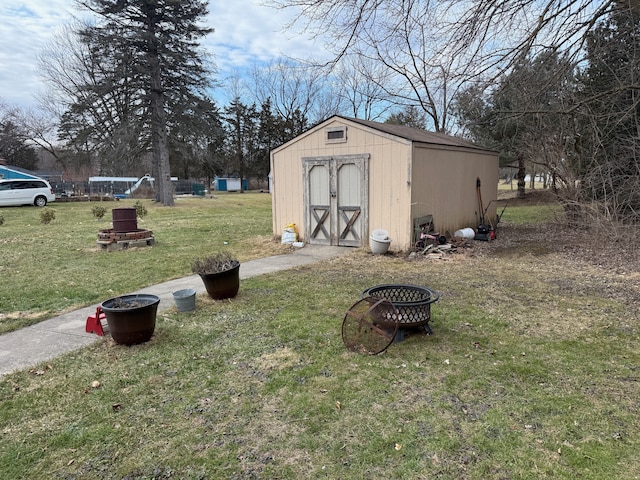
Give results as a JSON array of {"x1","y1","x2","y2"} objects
[
  {"x1": 332, "y1": 54, "x2": 392, "y2": 121},
  {"x1": 249, "y1": 59, "x2": 324, "y2": 132},
  {"x1": 267, "y1": 0, "x2": 622, "y2": 130},
  {"x1": 271, "y1": 0, "x2": 640, "y2": 223},
  {"x1": 267, "y1": 0, "x2": 498, "y2": 131}
]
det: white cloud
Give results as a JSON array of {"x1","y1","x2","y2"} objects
[
  {"x1": 0, "y1": 0, "x2": 328, "y2": 109},
  {"x1": 207, "y1": 1, "x2": 316, "y2": 66},
  {"x1": 0, "y1": 1, "x2": 75, "y2": 108}
]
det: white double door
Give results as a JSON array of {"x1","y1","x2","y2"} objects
[{"x1": 302, "y1": 154, "x2": 369, "y2": 247}]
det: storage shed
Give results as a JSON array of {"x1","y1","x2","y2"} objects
[
  {"x1": 0, "y1": 164, "x2": 42, "y2": 180},
  {"x1": 270, "y1": 116, "x2": 499, "y2": 251}
]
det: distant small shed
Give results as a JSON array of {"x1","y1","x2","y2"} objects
[
  {"x1": 270, "y1": 115, "x2": 499, "y2": 251},
  {"x1": 214, "y1": 177, "x2": 248, "y2": 192},
  {"x1": 0, "y1": 164, "x2": 42, "y2": 180}
]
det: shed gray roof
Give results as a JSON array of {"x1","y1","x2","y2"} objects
[{"x1": 338, "y1": 116, "x2": 494, "y2": 152}]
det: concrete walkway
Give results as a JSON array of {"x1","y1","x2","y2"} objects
[{"x1": 0, "y1": 245, "x2": 349, "y2": 378}]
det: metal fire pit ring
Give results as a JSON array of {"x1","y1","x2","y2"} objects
[
  {"x1": 361, "y1": 284, "x2": 439, "y2": 332},
  {"x1": 342, "y1": 284, "x2": 439, "y2": 355},
  {"x1": 342, "y1": 297, "x2": 399, "y2": 355}
]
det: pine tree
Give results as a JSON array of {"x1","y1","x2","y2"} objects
[
  {"x1": 577, "y1": 1, "x2": 640, "y2": 219},
  {"x1": 75, "y1": 0, "x2": 213, "y2": 205}
]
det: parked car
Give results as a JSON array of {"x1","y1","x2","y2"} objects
[{"x1": 0, "y1": 178, "x2": 56, "y2": 207}]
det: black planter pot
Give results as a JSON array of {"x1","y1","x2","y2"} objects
[
  {"x1": 100, "y1": 294, "x2": 160, "y2": 345},
  {"x1": 198, "y1": 261, "x2": 240, "y2": 300}
]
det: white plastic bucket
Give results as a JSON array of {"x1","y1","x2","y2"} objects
[
  {"x1": 370, "y1": 235, "x2": 391, "y2": 254},
  {"x1": 454, "y1": 227, "x2": 476, "y2": 239},
  {"x1": 371, "y1": 229, "x2": 389, "y2": 241}
]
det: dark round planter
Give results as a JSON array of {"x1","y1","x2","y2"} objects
[
  {"x1": 198, "y1": 262, "x2": 240, "y2": 300},
  {"x1": 100, "y1": 294, "x2": 160, "y2": 345}
]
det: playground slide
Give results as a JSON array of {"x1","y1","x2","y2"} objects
[{"x1": 124, "y1": 175, "x2": 152, "y2": 196}]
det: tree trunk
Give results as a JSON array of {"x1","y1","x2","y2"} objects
[
  {"x1": 517, "y1": 155, "x2": 526, "y2": 199},
  {"x1": 148, "y1": 39, "x2": 173, "y2": 206}
]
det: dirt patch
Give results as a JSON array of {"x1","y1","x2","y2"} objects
[
  {"x1": 255, "y1": 347, "x2": 301, "y2": 372},
  {"x1": 399, "y1": 192, "x2": 640, "y2": 342},
  {"x1": 477, "y1": 221, "x2": 640, "y2": 275}
]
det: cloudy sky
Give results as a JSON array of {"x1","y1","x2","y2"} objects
[{"x1": 0, "y1": 0, "x2": 325, "y2": 109}]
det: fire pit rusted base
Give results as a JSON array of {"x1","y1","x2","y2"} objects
[{"x1": 96, "y1": 228, "x2": 155, "y2": 251}]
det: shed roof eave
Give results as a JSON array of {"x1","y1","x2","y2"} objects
[
  {"x1": 341, "y1": 116, "x2": 497, "y2": 153},
  {"x1": 271, "y1": 115, "x2": 497, "y2": 155}
]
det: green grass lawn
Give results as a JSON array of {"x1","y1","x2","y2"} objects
[
  {"x1": 0, "y1": 193, "x2": 285, "y2": 334},
  {"x1": 1, "y1": 195, "x2": 639, "y2": 479},
  {"x1": 499, "y1": 203, "x2": 563, "y2": 225}
]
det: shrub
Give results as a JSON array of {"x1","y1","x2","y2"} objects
[
  {"x1": 91, "y1": 205, "x2": 107, "y2": 219},
  {"x1": 40, "y1": 208, "x2": 56, "y2": 224},
  {"x1": 133, "y1": 200, "x2": 148, "y2": 218},
  {"x1": 191, "y1": 252, "x2": 239, "y2": 274}
]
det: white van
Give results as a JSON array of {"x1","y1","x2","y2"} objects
[{"x1": 0, "y1": 178, "x2": 56, "y2": 207}]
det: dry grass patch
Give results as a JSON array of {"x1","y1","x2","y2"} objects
[
  {"x1": 2, "y1": 198, "x2": 640, "y2": 479},
  {"x1": 256, "y1": 347, "x2": 301, "y2": 372}
]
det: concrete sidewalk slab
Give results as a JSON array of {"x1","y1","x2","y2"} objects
[{"x1": 0, "y1": 245, "x2": 349, "y2": 378}]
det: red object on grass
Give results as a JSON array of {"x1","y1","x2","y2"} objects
[{"x1": 85, "y1": 306, "x2": 106, "y2": 336}]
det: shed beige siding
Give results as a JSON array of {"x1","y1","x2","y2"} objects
[
  {"x1": 410, "y1": 145, "x2": 499, "y2": 241},
  {"x1": 271, "y1": 116, "x2": 499, "y2": 252},
  {"x1": 271, "y1": 118, "x2": 412, "y2": 247}
]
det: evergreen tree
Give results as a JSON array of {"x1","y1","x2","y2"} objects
[
  {"x1": 223, "y1": 98, "x2": 260, "y2": 191},
  {"x1": 255, "y1": 98, "x2": 280, "y2": 180},
  {"x1": 73, "y1": 0, "x2": 213, "y2": 205},
  {"x1": 0, "y1": 121, "x2": 39, "y2": 170},
  {"x1": 455, "y1": 49, "x2": 576, "y2": 198},
  {"x1": 385, "y1": 106, "x2": 428, "y2": 129},
  {"x1": 169, "y1": 97, "x2": 224, "y2": 181},
  {"x1": 576, "y1": 1, "x2": 640, "y2": 220}
]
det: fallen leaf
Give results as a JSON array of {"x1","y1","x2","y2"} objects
[
  {"x1": 395, "y1": 443, "x2": 402, "y2": 451},
  {"x1": 335, "y1": 401, "x2": 341, "y2": 410}
]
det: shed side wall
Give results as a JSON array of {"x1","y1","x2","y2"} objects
[{"x1": 410, "y1": 145, "x2": 499, "y2": 236}]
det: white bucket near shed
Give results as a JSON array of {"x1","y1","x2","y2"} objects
[
  {"x1": 370, "y1": 229, "x2": 391, "y2": 255},
  {"x1": 453, "y1": 227, "x2": 476, "y2": 239}
]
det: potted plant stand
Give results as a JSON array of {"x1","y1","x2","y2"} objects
[
  {"x1": 100, "y1": 294, "x2": 160, "y2": 345},
  {"x1": 192, "y1": 252, "x2": 240, "y2": 300}
]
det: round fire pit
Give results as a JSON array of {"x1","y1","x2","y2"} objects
[
  {"x1": 342, "y1": 284, "x2": 440, "y2": 355},
  {"x1": 361, "y1": 284, "x2": 439, "y2": 330}
]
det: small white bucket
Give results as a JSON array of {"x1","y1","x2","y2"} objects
[
  {"x1": 454, "y1": 228, "x2": 476, "y2": 239},
  {"x1": 371, "y1": 229, "x2": 390, "y2": 241},
  {"x1": 370, "y1": 235, "x2": 391, "y2": 255}
]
